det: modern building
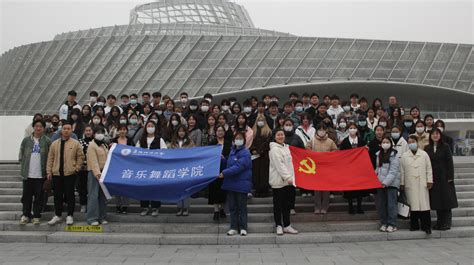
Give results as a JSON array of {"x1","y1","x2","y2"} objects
[{"x1": 0, "y1": 0, "x2": 473, "y2": 117}]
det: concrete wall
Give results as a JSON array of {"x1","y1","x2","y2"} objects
[{"x1": 0, "y1": 116, "x2": 32, "y2": 161}]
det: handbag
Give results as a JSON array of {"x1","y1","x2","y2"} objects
[{"x1": 397, "y1": 191, "x2": 410, "y2": 218}]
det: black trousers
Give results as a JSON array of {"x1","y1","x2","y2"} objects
[
  {"x1": 273, "y1": 185, "x2": 292, "y2": 227},
  {"x1": 140, "y1": 201, "x2": 161, "y2": 209},
  {"x1": 21, "y1": 178, "x2": 44, "y2": 218},
  {"x1": 410, "y1": 210, "x2": 431, "y2": 231},
  {"x1": 288, "y1": 185, "x2": 296, "y2": 210},
  {"x1": 52, "y1": 175, "x2": 77, "y2": 216},
  {"x1": 77, "y1": 170, "x2": 88, "y2": 206},
  {"x1": 436, "y1": 209, "x2": 452, "y2": 228}
]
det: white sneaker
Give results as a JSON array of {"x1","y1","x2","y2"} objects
[
  {"x1": 276, "y1": 226, "x2": 284, "y2": 236},
  {"x1": 32, "y1": 218, "x2": 41, "y2": 225},
  {"x1": 226, "y1": 229, "x2": 238, "y2": 236},
  {"x1": 80, "y1": 206, "x2": 86, "y2": 213},
  {"x1": 240, "y1": 229, "x2": 247, "y2": 236},
  {"x1": 290, "y1": 209, "x2": 296, "y2": 215},
  {"x1": 379, "y1": 225, "x2": 387, "y2": 232},
  {"x1": 307, "y1": 193, "x2": 313, "y2": 197},
  {"x1": 329, "y1": 194, "x2": 335, "y2": 199},
  {"x1": 66, "y1": 216, "x2": 74, "y2": 225},
  {"x1": 386, "y1": 226, "x2": 397, "y2": 233},
  {"x1": 151, "y1": 209, "x2": 159, "y2": 217},
  {"x1": 182, "y1": 209, "x2": 189, "y2": 216},
  {"x1": 19, "y1": 216, "x2": 30, "y2": 225},
  {"x1": 90, "y1": 221, "x2": 99, "y2": 226},
  {"x1": 283, "y1": 225, "x2": 298, "y2": 234},
  {"x1": 302, "y1": 193, "x2": 307, "y2": 198},
  {"x1": 140, "y1": 208, "x2": 150, "y2": 216},
  {"x1": 101, "y1": 220, "x2": 108, "y2": 225},
  {"x1": 48, "y1": 216, "x2": 62, "y2": 225},
  {"x1": 247, "y1": 193, "x2": 253, "y2": 199}
]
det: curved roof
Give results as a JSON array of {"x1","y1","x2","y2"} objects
[{"x1": 0, "y1": 0, "x2": 473, "y2": 115}]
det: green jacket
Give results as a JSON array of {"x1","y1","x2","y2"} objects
[{"x1": 19, "y1": 135, "x2": 52, "y2": 180}]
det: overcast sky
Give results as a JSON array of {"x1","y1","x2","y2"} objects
[{"x1": 0, "y1": 0, "x2": 473, "y2": 53}]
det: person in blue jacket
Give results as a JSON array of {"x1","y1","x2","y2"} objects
[{"x1": 220, "y1": 132, "x2": 252, "y2": 236}]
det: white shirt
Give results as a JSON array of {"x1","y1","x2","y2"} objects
[
  {"x1": 28, "y1": 137, "x2": 42, "y2": 179},
  {"x1": 59, "y1": 103, "x2": 82, "y2": 120},
  {"x1": 327, "y1": 106, "x2": 344, "y2": 125},
  {"x1": 349, "y1": 136, "x2": 358, "y2": 146},
  {"x1": 135, "y1": 137, "x2": 167, "y2": 150},
  {"x1": 104, "y1": 105, "x2": 123, "y2": 115}
]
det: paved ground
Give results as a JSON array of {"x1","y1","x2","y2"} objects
[{"x1": 0, "y1": 238, "x2": 472, "y2": 265}]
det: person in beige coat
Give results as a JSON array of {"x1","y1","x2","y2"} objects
[
  {"x1": 305, "y1": 123, "x2": 338, "y2": 214},
  {"x1": 410, "y1": 120, "x2": 429, "y2": 150},
  {"x1": 400, "y1": 135, "x2": 433, "y2": 234},
  {"x1": 86, "y1": 126, "x2": 109, "y2": 226}
]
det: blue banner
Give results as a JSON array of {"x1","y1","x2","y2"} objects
[{"x1": 99, "y1": 144, "x2": 222, "y2": 203}]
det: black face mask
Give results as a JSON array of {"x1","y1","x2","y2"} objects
[{"x1": 52, "y1": 121, "x2": 59, "y2": 126}]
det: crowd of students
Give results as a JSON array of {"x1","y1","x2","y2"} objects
[{"x1": 19, "y1": 90, "x2": 458, "y2": 236}]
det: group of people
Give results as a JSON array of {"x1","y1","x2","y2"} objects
[{"x1": 19, "y1": 90, "x2": 458, "y2": 236}]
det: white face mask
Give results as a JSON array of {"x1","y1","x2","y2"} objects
[
  {"x1": 90, "y1": 97, "x2": 97, "y2": 103},
  {"x1": 358, "y1": 121, "x2": 367, "y2": 127},
  {"x1": 381, "y1": 143, "x2": 391, "y2": 150},
  {"x1": 130, "y1": 99, "x2": 137, "y2": 105},
  {"x1": 349, "y1": 128, "x2": 358, "y2": 135},
  {"x1": 171, "y1": 120, "x2": 179, "y2": 126},
  {"x1": 155, "y1": 110, "x2": 163, "y2": 115},
  {"x1": 416, "y1": 127, "x2": 425, "y2": 134},
  {"x1": 119, "y1": 120, "x2": 127, "y2": 125},
  {"x1": 257, "y1": 121, "x2": 265, "y2": 127},
  {"x1": 295, "y1": 106, "x2": 303, "y2": 112},
  {"x1": 96, "y1": 102, "x2": 105, "y2": 106},
  {"x1": 201, "y1": 106, "x2": 209, "y2": 112},
  {"x1": 343, "y1": 106, "x2": 351, "y2": 112},
  {"x1": 189, "y1": 105, "x2": 198, "y2": 111},
  {"x1": 391, "y1": 132, "x2": 400, "y2": 139},
  {"x1": 146, "y1": 127, "x2": 155, "y2": 134},
  {"x1": 92, "y1": 119, "x2": 101, "y2": 125},
  {"x1": 243, "y1": 107, "x2": 252, "y2": 114},
  {"x1": 234, "y1": 139, "x2": 244, "y2": 147},
  {"x1": 437, "y1": 127, "x2": 444, "y2": 132},
  {"x1": 181, "y1": 98, "x2": 188, "y2": 104},
  {"x1": 129, "y1": 119, "x2": 138, "y2": 125},
  {"x1": 284, "y1": 126, "x2": 293, "y2": 132},
  {"x1": 408, "y1": 143, "x2": 418, "y2": 151},
  {"x1": 339, "y1": 122, "x2": 347, "y2": 129},
  {"x1": 379, "y1": 122, "x2": 387, "y2": 127},
  {"x1": 221, "y1": 105, "x2": 230, "y2": 111},
  {"x1": 94, "y1": 133, "x2": 105, "y2": 141}
]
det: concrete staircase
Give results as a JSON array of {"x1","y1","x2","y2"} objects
[{"x1": 1, "y1": 160, "x2": 474, "y2": 245}]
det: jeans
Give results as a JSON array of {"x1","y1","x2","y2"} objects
[
  {"x1": 375, "y1": 187, "x2": 398, "y2": 227},
  {"x1": 21, "y1": 178, "x2": 44, "y2": 218},
  {"x1": 273, "y1": 186, "x2": 292, "y2": 227},
  {"x1": 177, "y1": 199, "x2": 190, "y2": 210},
  {"x1": 314, "y1": 191, "x2": 330, "y2": 212},
  {"x1": 227, "y1": 191, "x2": 248, "y2": 231},
  {"x1": 86, "y1": 172, "x2": 107, "y2": 224},
  {"x1": 52, "y1": 175, "x2": 77, "y2": 217}
]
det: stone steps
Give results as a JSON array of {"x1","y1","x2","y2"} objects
[{"x1": 0, "y1": 227, "x2": 473, "y2": 245}]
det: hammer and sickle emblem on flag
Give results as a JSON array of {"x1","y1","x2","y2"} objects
[{"x1": 298, "y1": 157, "x2": 316, "y2": 174}]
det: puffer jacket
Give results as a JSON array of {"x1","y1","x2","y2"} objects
[
  {"x1": 221, "y1": 145, "x2": 252, "y2": 193},
  {"x1": 268, "y1": 142, "x2": 294, "y2": 189},
  {"x1": 375, "y1": 150, "x2": 400, "y2": 188}
]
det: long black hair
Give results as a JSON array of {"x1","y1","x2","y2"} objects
[
  {"x1": 139, "y1": 120, "x2": 158, "y2": 148},
  {"x1": 378, "y1": 136, "x2": 396, "y2": 167}
]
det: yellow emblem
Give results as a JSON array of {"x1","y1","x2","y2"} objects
[{"x1": 298, "y1": 157, "x2": 316, "y2": 174}]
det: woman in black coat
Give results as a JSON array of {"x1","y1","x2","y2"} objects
[
  {"x1": 250, "y1": 116, "x2": 272, "y2": 197},
  {"x1": 425, "y1": 128, "x2": 458, "y2": 230},
  {"x1": 368, "y1": 126, "x2": 385, "y2": 169},
  {"x1": 340, "y1": 123, "x2": 369, "y2": 214}
]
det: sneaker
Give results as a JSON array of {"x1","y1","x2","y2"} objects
[
  {"x1": 140, "y1": 208, "x2": 150, "y2": 216},
  {"x1": 90, "y1": 221, "x2": 99, "y2": 226},
  {"x1": 32, "y1": 218, "x2": 40, "y2": 225},
  {"x1": 320, "y1": 209, "x2": 327, "y2": 215},
  {"x1": 101, "y1": 220, "x2": 108, "y2": 225},
  {"x1": 283, "y1": 225, "x2": 298, "y2": 234},
  {"x1": 314, "y1": 209, "x2": 321, "y2": 215},
  {"x1": 290, "y1": 209, "x2": 296, "y2": 215},
  {"x1": 182, "y1": 209, "x2": 189, "y2": 216},
  {"x1": 151, "y1": 208, "x2": 159, "y2": 217},
  {"x1": 329, "y1": 194, "x2": 335, "y2": 199},
  {"x1": 227, "y1": 229, "x2": 238, "y2": 236},
  {"x1": 276, "y1": 225, "x2": 284, "y2": 236},
  {"x1": 116, "y1": 206, "x2": 122, "y2": 213},
  {"x1": 307, "y1": 193, "x2": 313, "y2": 197},
  {"x1": 47, "y1": 216, "x2": 62, "y2": 225},
  {"x1": 80, "y1": 205, "x2": 87, "y2": 213},
  {"x1": 379, "y1": 225, "x2": 387, "y2": 232},
  {"x1": 240, "y1": 229, "x2": 247, "y2": 236},
  {"x1": 386, "y1": 226, "x2": 397, "y2": 233},
  {"x1": 247, "y1": 193, "x2": 253, "y2": 199},
  {"x1": 121, "y1": 207, "x2": 128, "y2": 214},
  {"x1": 66, "y1": 216, "x2": 74, "y2": 225},
  {"x1": 302, "y1": 193, "x2": 308, "y2": 198},
  {"x1": 19, "y1": 216, "x2": 30, "y2": 225}
]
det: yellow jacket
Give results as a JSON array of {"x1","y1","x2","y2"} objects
[
  {"x1": 47, "y1": 138, "x2": 85, "y2": 176},
  {"x1": 87, "y1": 141, "x2": 109, "y2": 177}
]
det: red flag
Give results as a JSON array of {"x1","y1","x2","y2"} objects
[{"x1": 289, "y1": 146, "x2": 382, "y2": 191}]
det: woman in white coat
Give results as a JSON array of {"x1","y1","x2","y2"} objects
[{"x1": 400, "y1": 135, "x2": 433, "y2": 234}]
